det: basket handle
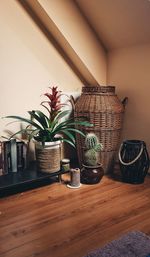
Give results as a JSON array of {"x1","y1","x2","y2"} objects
[
  {"x1": 118, "y1": 143, "x2": 144, "y2": 166},
  {"x1": 69, "y1": 95, "x2": 75, "y2": 111},
  {"x1": 122, "y1": 97, "x2": 128, "y2": 107}
]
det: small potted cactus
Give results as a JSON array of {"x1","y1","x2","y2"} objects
[{"x1": 81, "y1": 133, "x2": 104, "y2": 184}]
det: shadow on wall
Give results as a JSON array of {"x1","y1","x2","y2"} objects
[{"x1": 16, "y1": 0, "x2": 89, "y2": 85}]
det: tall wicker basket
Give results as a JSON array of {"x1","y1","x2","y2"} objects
[{"x1": 74, "y1": 86, "x2": 127, "y2": 174}]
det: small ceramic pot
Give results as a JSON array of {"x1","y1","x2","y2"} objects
[{"x1": 81, "y1": 163, "x2": 104, "y2": 184}]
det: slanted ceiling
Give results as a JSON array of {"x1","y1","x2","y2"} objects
[
  {"x1": 18, "y1": 0, "x2": 105, "y2": 85},
  {"x1": 17, "y1": 0, "x2": 150, "y2": 84},
  {"x1": 76, "y1": 0, "x2": 150, "y2": 50}
]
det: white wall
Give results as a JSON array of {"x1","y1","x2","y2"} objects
[
  {"x1": 0, "y1": 0, "x2": 107, "y2": 139},
  {"x1": 107, "y1": 44, "x2": 150, "y2": 153},
  {"x1": 0, "y1": 0, "x2": 83, "y2": 137},
  {"x1": 38, "y1": 0, "x2": 107, "y2": 85},
  {"x1": 2, "y1": 1, "x2": 149, "y2": 159}
]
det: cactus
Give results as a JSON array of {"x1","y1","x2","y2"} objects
[
  {"x1": 85, "y1": 133, "x2": 99, "y2": 149},
  {"x1": 84, "y1": 133, "x2": 103, "y2": 166}
]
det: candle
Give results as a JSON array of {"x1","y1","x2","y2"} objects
[
  {"x1": 61, "y1": 159, "x2": 70, "y2": 172},
  {"x1": 67, "y1": 168, "x2": 81, "y2": 188}
]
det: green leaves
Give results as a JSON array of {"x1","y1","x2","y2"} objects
[
  {"x1": 3, "y1": 85, "x2": 94, "y2": 147},
  {"x1": 50, "y1": 110, "x2": 71, "y2": 131},
  {"x1": 28, "y1": 110, "x2": 49, "y2": 129},
  {"x1": 61, "y1": 138, "x2": 76, "y2": 148},
  {"x1": 3, "y1": 110, "x2": 93, "y2": 147},
  {"x1": 4, "y1": 115, "x2": 42, "y2": 130}
]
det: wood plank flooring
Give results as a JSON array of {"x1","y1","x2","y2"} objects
[{"x1": 0, "y1": 172, "x2": 150, "y2": 257}]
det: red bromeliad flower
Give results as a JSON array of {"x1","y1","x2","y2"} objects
[
  {"x1": 41, "y1": 86, "x2": 65, "y2": 121},
  {"x1": 5, "y1": 85, "x2": 93, "y2": 144}
]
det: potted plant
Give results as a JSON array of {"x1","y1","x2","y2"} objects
[
  {"x1": 81, "y1": 133, "x2": 104, "y2": 184},
  {"x1": 4, "y1": 86, "x2": 92, "y2": 173}
]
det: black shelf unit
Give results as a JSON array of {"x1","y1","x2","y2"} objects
[{"x1": 0, "y1": 164, "x2": 68, "y2": 197}]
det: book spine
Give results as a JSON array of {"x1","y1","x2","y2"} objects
[
  {"x1": 4, "y1": 141, "x2": 11, "y2": 174},
  {"x1": 1, "y1": 142, "x2": 5, "y2": 175},
  {"x1": 10, "y1": 139, "x2": 17, "y2": 172},
  {"x1": 17, "y1": 142, "x2": 25, "y2": 171},
  {"x1": 23, "y1": 142, "x2": 27, "y2": 169},
  {"x1": 0, "y1": 142, "x2": 4, "y2": 175}
]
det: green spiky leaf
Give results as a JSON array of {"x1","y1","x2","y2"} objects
[
  {"x1": 62, "y1": 138, "x2": 76, "y2": 148},
  {"x1": 4, "y1": 115, "x2": 42, "y2": 130}
]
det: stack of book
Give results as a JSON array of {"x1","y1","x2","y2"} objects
[{"x1": 0, "y1": 139, "x2": 27, "y2": 175}]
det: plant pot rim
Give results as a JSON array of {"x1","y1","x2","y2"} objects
[
  {"x1": 35, "y1": 140, "x2": 61, "y2": 146},
  {"x1": 82, "y1": 163, "x2": 102, "y2": 169}
]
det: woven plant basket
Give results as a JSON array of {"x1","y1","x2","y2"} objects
[
  {"x1": 74, "y1": 86, "x2": 127, "y2": 174},
  {"x1": 35, "y1": 141, "x2": 61, "y2": 173}
]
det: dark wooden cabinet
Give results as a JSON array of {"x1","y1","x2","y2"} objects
[{"x1": 0, "y1": 163, "x2": 68, "y2": 197}]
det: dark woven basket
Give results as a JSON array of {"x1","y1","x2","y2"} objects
[
  {"x1": 74, "y1": 86, "x2": 126, "y2": 173},
  {"x1": 119, "y1": 140, "x2": 150, "y2": 184}
]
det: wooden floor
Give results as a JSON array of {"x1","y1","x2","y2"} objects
[{"x1": 0, "y1": 172, "x2": 150, "y2": 257}]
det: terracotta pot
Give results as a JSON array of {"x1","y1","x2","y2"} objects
[
  {"x1": 35, "y1": 141, "x2": 61, "y2": 173},
  {"x1": 81, "y1": 163, "x2": 104, "y2": 184}
]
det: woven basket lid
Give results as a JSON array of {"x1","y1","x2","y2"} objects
[{"x1": 82, "y1": 86, "x2": 115, "y2": 94}]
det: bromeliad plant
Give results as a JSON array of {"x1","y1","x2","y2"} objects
[{"x1": 4, "y1": 87, "x2": 92, "y2": 148}]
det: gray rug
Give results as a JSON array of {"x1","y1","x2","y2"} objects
[{"x1": 84, "y1": 231, "x2": 150, "y2": 257}]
